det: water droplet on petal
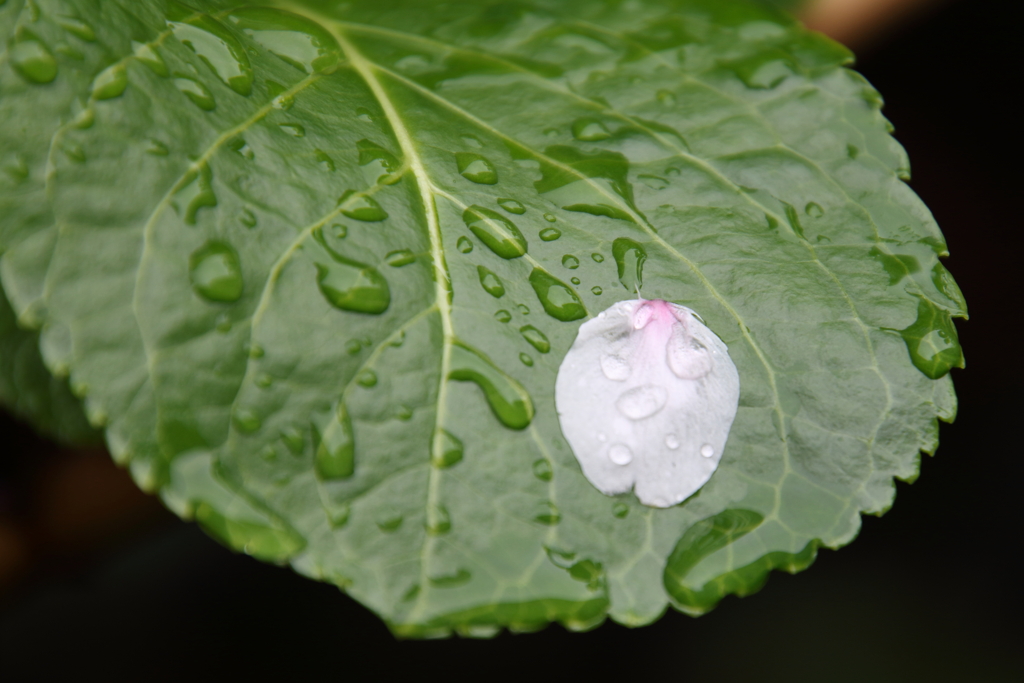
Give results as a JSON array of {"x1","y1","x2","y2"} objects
[
  {"x1": 249, "y1": 344, "x2": 265, "y2": 358},
  {"x1": 520, "y1": 325, "x2": 550, "y2": 353},
  {"x1": 431, "y1": 429, "x2": 464, "y2": 468},
  {"x1": 517, "y1": 304, "x2": 530, "y2": 315},
  {"x1": 189, "y1": 241, "x2": 243, "y2": 302},
  {"x1": 281, "y1": 426, "x2": 304, "y2": 454},
  {"x1": 462, "y1": 206, "x2": 527, "y2": 259},
  {"x1": 497, "y1": 198, "x2": 525, "y2": 214},
  {"x1": 600, "y1": 354, "x2": 631, "y2": 381},
  {"x1": 616, "y1": 384, "x2": 668, "y2": 420},
  {"x1": 608, "y1": 443, "x2": 633, "y2": 465},
  {"x1": 572, "y1": 118, "x2": 611, "y2": 141},
  {"x1": 700, "y1": 443, "x2": 714, "y2": 458},
  {"x1": 457, "y1": 236, "x2": 474, "y2": 253},
  {"x1": 174, "y1": 76, "x2": 216, "y2": 110},
  {"x1": 562, "y1": 255, "x2": 579, "y2": 269},
  {"x1": 455, "y1": 152, "x2": 498, "y2": 184},
  {"x1": 171, "y1": 14, "x2": 254, "y2": 95},
  {"x1": 539, "y1": 227, "x2": 561, "y2": 241},
  {"x1": 92, "y1": 64, "x2": 128, "y2": 99},
  {"x1": 448, "y1": 343, "x2": 533, "y2": 429},
  {"x1": 529, "y1": 269, "x2": 586, "y2": 322},
  {"x1": 255, "y1": 373, "x2": 273, "y2": 388},
  {"x1": 570, "y1": 277, "x2": 581, "y2": 285},
  {"x1": 311, "y1": 401, "x2": 355, "y2": 479},
  {"x1": 477, "y1": 266, "x2": 505, "y2": 298},
  {"x1": 10, "y1": 31, "x2": 58, "y2": 84},
  {"x1": 665, "y1": 434, "x2": 679, "y2": 449}
]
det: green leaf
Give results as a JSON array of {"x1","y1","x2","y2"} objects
[{"x1": 0, "y1": 0, "x2": 965, "y2": 636}]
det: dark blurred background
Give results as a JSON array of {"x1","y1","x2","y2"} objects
[{"x1": 1, "y1": 0, "x2": 1020, "y2": 680}]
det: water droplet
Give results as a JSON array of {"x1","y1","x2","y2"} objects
[
  {"x1": 315, "y1": 148, "x2": 335, "y2": 171},
  {"x1": 330, "y1": 223, "x2": 347, "y2": 239},
  {"x1": 92, "y1": 63, "x2": 128, "y2": 100},
  {"x1": 461, "y1": 134, "x2": 482, "y2": 148},
  {"x1": 174, "y1": 76, "x2": 216, "y2": 110},
  {"x1": 189, "y1": 241, "x2": 243, "y2": 303},
  {"x1": 356, "y1": 139, "x2": 401, "y2": 184},
  {"x1": 600, "y1": 353, "x2": 631, "y2": 381},
  {"x1": 597, "y1": 432, "x2": 607, "y2": 442},
  {"x1": 729, "y1": 52, "x2": 793, "y2": 90},
  {"x1": 226, "y1": 135, "x2": 253, "y2": 159},
  {"x1": 539, "y1": 227, "x2": 561, "y2": 242},
  {"x1": 517, "y1": 304, "x2": 530, "y2": 315},
  {"x1": 338, "y1": 189, "x2": 388, "y2": 222},
  {"x1": 534, "y1": 502, "x2": 561, "y2": 525},
  {"x1": 591, "y1": 286, "x2": 603, "y2": 295},
  {"x1": 561, "y1": 255, "x2": 580, "y2": 270},
  {"x1": 345, "y1": 339, "x2": 362, "y2": 355},
  {"x1": 544, "y1": 127, "x2": 559, "y2": 137},
  {"x1": 233, "y1": 408, "x2": 261, "y2": 433},
  {"x1": 494, "y1": 309, "x2": 512, "y2": 323},
  {"x1": 279, "y1": 122, "x2": 305, "y2": 137},
  {"x1": 656, "y1": 89, "x2": 677, "y2": 106},
  {"x1": 426, "y1": 505, "x2": 451, "y2": 535},
  {"x1": 592, "y1": 253, "x2": 605, "y2": 263},
  {"x1": 616, "y1": 384, "x2": 668, "y2": 420},
  {"x1": 700, "y1": 443, "x2": 714, "y2": 458},
  {"x1": 240, "y1": 208, "x2": 257, "y2": 228},
  {"x1": 529, "y1": 269, "x2": 586, "y2": 322},
  {"x1": 356, "y1": 369, "x2": 377, "y2": 387},
  {"x1": 429, "y1": 568, "x2": 471, "y2": 587},
  {"x1": 477, "y1": 266, "x2": 505, "y2": 298},
  {"x1": 532, "y1": 458, "x2": 553, "y2": 481},
  {"x1": 457, "y1": 237, "x2": 474, "y2": 254},
  {"x1": 608, "y1": 443, "x2": 633, "y2": 465},
  {"x1": 431, "y1": 428, "x2": 464, "y2": 468},
  {"x1": 171, "y1": 15, "x2": 254, "y2": 95},
  {"x1": 612, "y1": 238, "x2": 647, "y2": 293},
  {"x1": 639, "y1": 174, "x2": 668, "y2": 190},
  {"x1": 448, "y1": 343, "x2": 533, "y2": 429},
  {"x1": 313, "y1": 402, "x2": 355, "y2": 479},
  {"x1": 455, "y1": 152, "x2": 498, "y2": 184},
  {"x1": 328, "y1": 502, "x2": 350, "y2": 529},
  {"x1": 145, "y1": 139, "x2": 169, "y2": 156},
  {"x1": 132, "y1": 41, "x2": 168, "y2": 76},
  {"x1": 57, "y1": 16, "x2": 96, "y2": 42},
  {"x1": 847, "y1": 144, "x2": 859, "y2": 159},
  {"x1": 462, "y1": 206, "x2": 527, "y2": 259},
  {"x1": 612, "y1": 502, "x2": 629, "y2": 518},
  {"x1": 520, "y1": 325, "x2": 550, "y2": 353},
  {"x1": 174, "y1": 163, "x2": 217, "y2": 224},
  {"x1": 520, "y1": 353, "x2": 534, "y2": 366},
  {"x1": 72, "y1": 108, "x2": 95, "y2": 130},
  {"x1": 385, "y1": 249, "x2": 416, "y2": 267},
  {"x1": 900, "y1": 298, "x2": 963, "y2": 379},
  {"x1": 228, "y1": 7, "x2": 341, "y2": 74},
  {"x1": 805, "y1": 202, "x2": 824, "y2": 218},
  {"x1": 260, "y1": 445, "x2": 277, "y2": 461},
  {"x1": 62, "y1": 141, "x2": 85, "y2": 163},
  {"x1": 570, "y1": 277, "x2": 581, "y2": 285},
  {"x1": 572, "y1": 118, "x2": 611, "y2": 141},
  {"x1": 377, "y1": 515, "x2": 403, "y2": 532},
  {"x1": 395, "y1": 404, "x2": 413, "y2": 421},
  {"x1": 255, "y1": 373, "x2": 273, "y2": 388},
  {"x1": 10, "y1": 31, "x2": 58, "y2": 84},
  {"x1": 543, "y1": 213, "x2": 557, "y2": 222},
  {"x1": 281, "y1": 426, "x2": 304, "y2": 454},
  {"x1": 498, "y1": 198, "x2": 525, "y2": 214},
  {"x1": 312, "y1": 227, "x2": 390, "y2": 314},
  {"x1": 401, "y1": 584, "x2": 420, "y2": 602},
  {"x1": 665, "y1": 433, "x2": 679, "y2": 449},
  {"x1": 356, "y1": 106, "x2": 373, "y2": 122}
]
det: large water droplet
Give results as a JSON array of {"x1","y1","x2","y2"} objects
[
  {"x1": 532, "y1": 458, "x2": 553, "y2": 481},
  {"x1": 312, "y1": 227, "x2": 390, "y2": 314},
  {"x1": 338, "y1": 189, "x2": 388, "y2": 222},
  {"x1": 171, "y1": 14, "x2": 254, "y2": 95},
  {"x1": 132, "y1": 41, "x2": 168, "y2": 76},
  {"x1": 477, "y1": 266, "x2": 505, "y2": 298},
  {"x1": 426, "y1": 505, "x2": 451, "y2": 535},
  {"x1": 448, "y1": 343, "x2": 533, "y2": 429},
  {"x1": 498, "y1": 198, "x2": 525, "y2": 214},
  {"x1": 572, "y1": 118, "x2": 611, "y2": 141},
  {"x1": 616, "y1": 384, "x2": 668, "y2": 420},
  {"x1": 528, "y1": 269, "x2": 586, "y2": 321},
  {"x1": 357, "y1": 139, "x2": 401, "y2": 184},
  {"x1": 189, "y1": 241, "x2": 243, "y2": 302},
  {"x1": 431, "y1": 428, "x2": 464, "y2": 468},
  {"x1": 455, "y1": 152, "x2": 498, "y2": 184},
  {"x1": 10, "y1": 31, "x2": 58, "y2": 84},
  {"x1": 228, "y1": 7, "x2": 341, "y2": 74},
  {"x1": 174, "y1": 76, "x2": 216, "y2": 110},
  {"x1": 91, "y1": 64, "x2": 128, "y2": 100},
  {"x1": 462, "y1": 206, "x2": 527, "y2": 259},
  {"x1": 520, "y1": 325, "x2": 550, "y2": 353},
  {"x1": 612, "y1": 238, "x2": 647, "y2": 293},
  {"x1": 313, "y1": 402, "x2": 355, "y2": 479},
  {"x1": 900, "y1": 298, "x2": 963, "y2": 379}
]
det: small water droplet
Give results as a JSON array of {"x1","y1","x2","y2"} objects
[
  {"x1": 345, "y1": 339, "x2": 362, "y2": 354},
  {"x1": 233, "y1": 408, "x2": 261, "y2": 433},
  {"x1": 534, "y1": 502, "x2": 561, "y2": 525},
  {"x1": 338, "y1": 189, "x2": 388, "y2": 221},
  {"x1": 805, "y1": 202, "x2": 824, "y2": 218},
  {"x1": 543, "y1": 213, "x2": 557, "y2": 223},
  {"x1": 62, "y1": 141, "x2": 85, "y2": 163},
  {"x1": 10, "y1": 31, "x2": 58, "y2": 84},
  {"x1": 171, "y1": 14, "x2": 254, "y2": 96},
  {"x1": 240, "y1": 208, "x2": 257, "y2": 228},
  {"x1": 616, "y1": 384, "x2": 668, "y2": 420},
  {"x1": 597, "y1": 432, "x2": 607, "y2": 442},
  {"x1": 561, "y1": 255, "x2": 580, "y2": 270},
  {"x1": 395, "y1": 404, "x2": 413, "y2": 421},
  {"x1": 572, "y1": 118, "x2": 611, "y2": 141},
  {"x1": 520, "y1": 353, "x2": 533, "y2": 366},
  {"x1": 260, "y1": 445, "x2": 277, "y2": 461},
  {"x1": 313, "y1": 402, "x2": 355, "y2": 479},
  {"x1": 377, "y1": 515, "x2": 403, "y2": 532},
  {"x1": 539, "y1": 227, "x2": 561, "y2": 242},
  {"x1": 331, "y1": 223, "x2": 347, "y2": 239},
  {"x1": 175, "y1": 163, "x2": 217, "y2": 224},
  {"x1": 461, "y1": 134, "x2": 482, "y2": 148},
  {"x1": 612, "y1": 238, "x2": 647, "y2": 293},
  {"x1": 600, "y1": 354, "x2": 631, "y2": 381},
  {"x1": 227, "y1": 136, "x2": 254, "y2": 159},
  {"x1": 356, "y1": 139, "x2": 401, "y2": 184},
  {"x1": 189, "y1": 241, "x2": 243, "y2": 303},
  {"x1": 92, "y1": 64, "x2": 128, "y2": 100},
  {"x1": 429, "y1": 568, "x2": 471, "y2": 587},
  {"x1": 249, "y1": 344, "x2": 265, "y2": 358},
  {"x1": 639, "y1": 174, "x2": 668, "y2": 190},
  {"x1": 426, "y1": 505, "x2": 451, "y2": 535},
  {"x1": 384, "y1": 249, "x2": 416, "y2": 267},
  {"x1": 520, "y1": 325, "x2": 550, "y2": 353},
  {"x1": 328, "y1": 502, "x2": 350, "y2": 529},
  {"x1": 228, "y1": 7, "x2": 341, "y2": 74},
  {"x1": 700, "y1": 443, "x2": 714, "y2": 458},
  {"x1": 656, "y1": 89, "x2": 677, "y2": 106},
  {"x1": 665, "y1": 434, "x2": 679, "y2": 449},
  {"x1": 146, "y1": 138, "x2": 169, "y2": 156},
  {"x1": 517, "y1": 304, "x2": 530, "y2": 315},
  {"x1": 314, "y1": 148, "x2": 335, "y2": 171},
  {"x1": 608, "y1": 443, "x2": 633, "y2": 465},
  {"x1": 279, "y1": 122, "x2": 305, "y2": 137},
  {"x1": 448, "y1": 343, "x2": 533, "y2": 429},
  {"x1": 529, "y1": 269, "x2": 586, "y2": 322},
  {"x1": 57, "y1": 16, "x2": 97, "y2": 42},
  {"x1": 312, "y1": 227, "x2": 390, "y2": 314},
  {"x1": 497, "y1": 198, "x2": 525, "y2": 214},
  {"x1": 455, "y1": 152, "x2": 498, "y2": 184},
  {"x1": 847, "y1": 144, "x2": 860, "y2": 159},
  {"x1": 462, "y1": 206, "x2": 527, "y2": 259},
  {"x1": 544, "y1": 127, "x2": 559, "y2": 137},
  {"x1": 591, "y1": 286, "x2": 603, "y2": 295},
  {"x1": 356, "y1": 107, "x2": 373, "y2": 122},
  {"x1": 132, "y1": 41, "x2": 168, "y2": 76},
  {"x1": 71, "y1": 108, "x2": 95, "y2": 130},
  {"x1": 431, "y1": 428, "x2": 464, "y2": 468},
  {"x1": 174, "y1": 76, "x2": 216, "y2": 110},
  {"x1": 356, "y1": 369, "x2": 377, "y2": 387},
  {"x1": 494, "y1": 309, "x2": 512, "y2": 323},
  {"x1": 592, "y1": 253, "x2": 604, "y2": 263},
  {"x1": 532, "y1": 458, "x2": 553, "y2": 481},
  {"x1": 612, "y1": 502, "x2": 629, "y2": 518},
  {"x1": 281, "y1": 426, "x2": 304, "y2": 454},
  {"x1": 255, "y1": 373, "x2": 273, "y2": 388},
  {"x1": 477, "y1": 266, "x2": 506, "y2": 298},
  {"x1": 570, "y1": 277, "x2": 581, "y2": 285},
  {"x1": 457, "y1": 236, "x2": 474, "y2": 253}
]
